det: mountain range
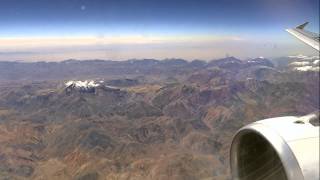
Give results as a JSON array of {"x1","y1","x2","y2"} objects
[{"x1": 0, "y1": 56, "x2": 318, "y2": 180}]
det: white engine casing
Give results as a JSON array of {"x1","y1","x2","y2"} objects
[{"x1": 230, "y1": 113, "x2": 319, "y2": 180}]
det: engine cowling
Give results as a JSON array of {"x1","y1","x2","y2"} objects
[{"x1": 230, "y1": 113, "x2": 319, "y2": 180}]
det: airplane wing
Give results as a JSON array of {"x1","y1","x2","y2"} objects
[{"x1": 286, "y1": 22, "x2": 320, "y2": 51}]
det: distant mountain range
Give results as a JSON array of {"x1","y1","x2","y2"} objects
[
  {"x1": 0, "y1": 57, "x2": 276, "y2": 82},
  {"x1": 0, "y1": 56, "x2": 318, "y2": 180},
  {"x1": 1, "y1": 55, "x2": 318, "y2": 83}
]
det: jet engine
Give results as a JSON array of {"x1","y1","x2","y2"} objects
[{"x1": 230, "y1": 112, "x2": 319, "y2": 180}]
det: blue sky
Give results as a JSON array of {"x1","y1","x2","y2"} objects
[{"x1": 0, "y1": 0, "x2": 319, "y2": 61}]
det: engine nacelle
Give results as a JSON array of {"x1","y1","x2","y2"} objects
[{"x1": 230, "y1": 113, "x2": 319, "y2": 180}]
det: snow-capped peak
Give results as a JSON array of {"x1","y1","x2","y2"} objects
[{"x1": 65, "y1": 80, "x2": 100, "y2": 89}]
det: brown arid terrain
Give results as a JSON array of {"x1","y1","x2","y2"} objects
[{"x1": 0, "y1": 56, "x2": 319, "y2": 180}]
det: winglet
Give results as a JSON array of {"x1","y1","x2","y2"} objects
[
  {"x1": 286, "y1": 22, "x2": 319, "y2": 51},
  {"x1": 296, "y1": 22, "x2": 309, "y2": 29}
]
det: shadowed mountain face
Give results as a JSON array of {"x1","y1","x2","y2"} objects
[{"x1": 0, "y1": 57, "x2": 318, "y2": 180}]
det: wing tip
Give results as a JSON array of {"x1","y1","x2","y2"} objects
[{"x1": 296, "y1": 22, "x2": 309, "y2": 29}]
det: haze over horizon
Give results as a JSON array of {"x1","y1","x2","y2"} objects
[{"x1": 0, "y1": 0, "x2": 319, "y2": 61}]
